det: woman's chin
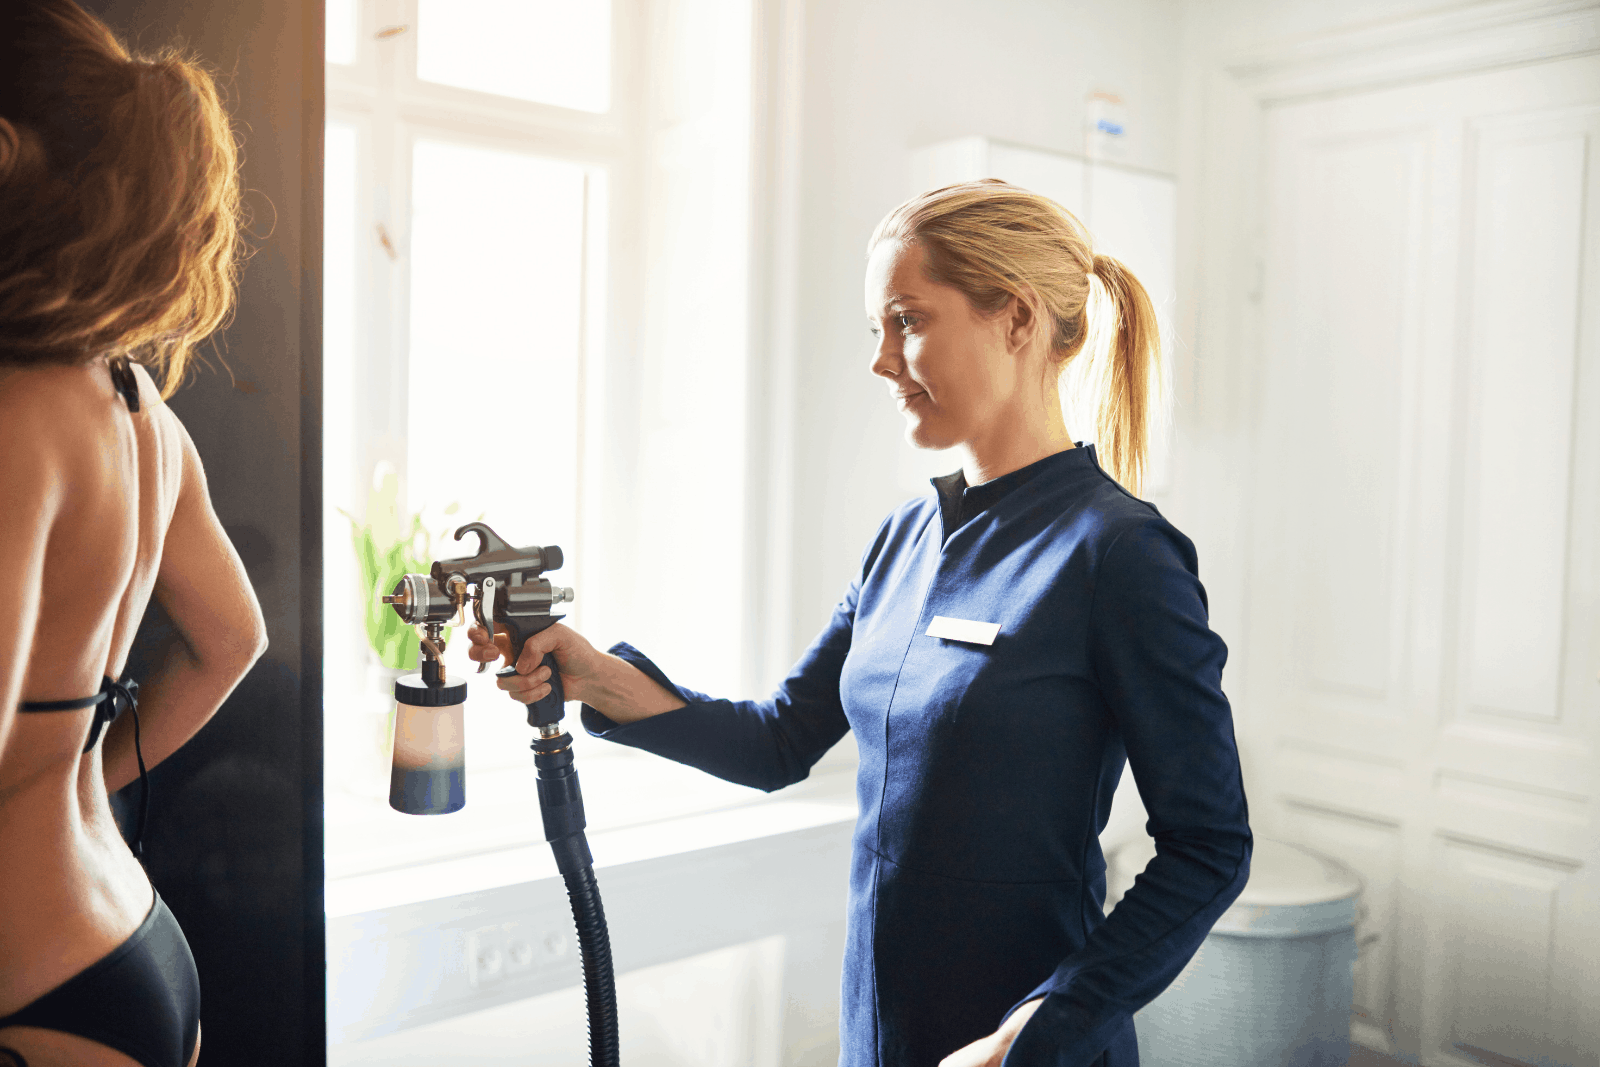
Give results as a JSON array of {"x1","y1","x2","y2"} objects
[{"x1": 903, "y1": 420, "x2": 957, "y2": 452}]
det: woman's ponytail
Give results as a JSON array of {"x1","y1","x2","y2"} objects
[{"x1": 1084, "y1": 252, "x2": 1163, "y2": 496}]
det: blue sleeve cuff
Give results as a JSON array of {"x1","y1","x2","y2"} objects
[
  {"x1": 575, "y1": 641, "x2": 829, "y2": 792},
  {"x1": 579, "y1": 641, "x2": 697, "y2": 738},
  {"x1": 1001, "y1": 995, "x2": 1136, "y2": 1066}
]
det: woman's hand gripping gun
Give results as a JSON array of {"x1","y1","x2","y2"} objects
[{"x1": 383, "y1": 521, "x2": 574, "y2": 724}]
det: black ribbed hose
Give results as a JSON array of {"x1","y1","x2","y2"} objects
[
  {"x1": 563, "y1": 864, "x2": 620, "y2": 1066},
  {"x1": 533, "y1": 731, "x2": 620, "y2": 1067}
]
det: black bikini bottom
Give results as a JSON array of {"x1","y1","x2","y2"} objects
[{"x1": 0, "y1": 892, "x2": 199, "y2": 1067}]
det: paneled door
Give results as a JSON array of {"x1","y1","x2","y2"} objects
[{"x1": 1243, "y1": 53, "x2": 1600, "y2": 1067}]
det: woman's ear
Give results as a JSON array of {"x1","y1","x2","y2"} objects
[{"x1": 1005, "y1": 293, "x2": 1043, "y2": 356}]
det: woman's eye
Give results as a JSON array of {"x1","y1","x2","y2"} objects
[{"x1": 896, "y1": 314, "x2": 917, "y2": 331}]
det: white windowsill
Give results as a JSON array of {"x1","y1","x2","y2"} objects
[{"x1": 325, "y1": 756, "x2": 860, "y2": 919}]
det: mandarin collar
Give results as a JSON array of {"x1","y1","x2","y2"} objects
[{"x1": 931, "y1": 444, "x2": 1096, "y2": 510}]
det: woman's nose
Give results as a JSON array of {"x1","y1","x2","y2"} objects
[{"x1": 870, "y1": 337, "x2": 901, "y2": 380}]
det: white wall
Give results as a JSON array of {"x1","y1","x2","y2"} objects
[{"x1": 780, "y1": 0, "x2": 1183, "y2": 661}]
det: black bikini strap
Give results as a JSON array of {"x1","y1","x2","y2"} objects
[
  {"x1": 11, "y1": 676, "x2": 148, "y2": 858},
  {"x1": 17, "y1": 692, "x2": 108, "y2": 712},
  {"x1": 108, "y1": 356, "x2": 141, "y2": 413},
  {"x1": 95, "y1": 677, "x2": 149, "y2": 858},
  {"x1": 119, "y1": 677, "x2": 150, "y2": 859},
  {"x1": 79, "y1": 675, "x2": 132, "y2": 753}
]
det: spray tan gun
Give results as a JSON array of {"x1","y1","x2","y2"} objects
[
  {"x1": 383, "y1": 521, "x2": 575, "y2": 723},
  {"x1": 379, "y1": 522, "x2": 575, "y2": 816},
  {"x1": 380, "y1": 523, "x2": 616, "y2": 1065}
]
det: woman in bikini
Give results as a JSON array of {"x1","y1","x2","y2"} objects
[{"x1": 0, "y1": 3, "x2": 267, "y2": 1066}]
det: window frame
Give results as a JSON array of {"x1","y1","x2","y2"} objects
[
  {"x1": 322, "y1": 0, "x2": 646, "y2": 796},
  {"x1": 321, "y1": 0, "x2": 829, "y2": 885},
  {"x1": 324, "y1": 0, "x2": 643, "y2": 514}
]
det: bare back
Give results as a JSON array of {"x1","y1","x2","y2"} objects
[
  {"x1": 0, "y1": 359, "x2": 189, "y2": 1064},
  {"x1": 14, "y1": 360, "x2": 180, "y2": 710}
]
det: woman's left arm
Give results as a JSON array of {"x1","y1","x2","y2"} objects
[
  {"x1": 100, "y1": 411, "x2": 267, "y2": 789},
  {"x1": 989, "y1": 517, "x2": 1253, "y2": 1066}
]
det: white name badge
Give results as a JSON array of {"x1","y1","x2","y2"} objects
[{"x1": 925, "y1": 616, "x2": 1000, "y2": 646}]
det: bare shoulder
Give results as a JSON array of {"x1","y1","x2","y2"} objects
[
  {"x1": 0, "y1": 364, "x2": 99, "y2": 481},
  {"x1": 127, "y1": 362, "x2": 182, "y2": 434},
  {"x1": 0, "y1": 362, "x2": 98, "y2": 424},
  {"x1": 121, "y1": 362, "x2": 198, "y2": 496}
]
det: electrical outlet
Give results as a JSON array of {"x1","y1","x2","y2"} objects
[
  {"x1": 467, "y1": 919, "x2": 571, "y2": 989},
  {"x1": 467, "y1": 925, "x2": 505, "y2": 987},
  {"x1": 541, "y1": 929, "x2": 567, "y2": 959},
  {"x1": 505, "y1": 936, "x2": 535, "y2": 973}
]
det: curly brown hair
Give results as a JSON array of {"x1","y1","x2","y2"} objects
[{"x1": 0, "y1": 0, "x2": 242, "y2": 397}]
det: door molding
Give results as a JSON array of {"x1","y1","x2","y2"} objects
[{"x1": 1223, "y1": 0, "x2": 1600, "y2": 104}]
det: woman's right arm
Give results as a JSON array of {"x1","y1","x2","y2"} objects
[
  {"x1": 464, "y1": 514, "x2": 896, "y2": 791},
  {"x1": 101, "y1": 416, "x2": 268, "y2": 791},
  {"x1": 467, "y1": 554, "x2": 877, "y2": 792},
  {"x1": 466, "y1": 623, "x2": 686, "y2": 723}
]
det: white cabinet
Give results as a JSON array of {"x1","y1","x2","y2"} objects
[{"x1": 910, "y1": 136, "x2": 1090, "y2": 218}]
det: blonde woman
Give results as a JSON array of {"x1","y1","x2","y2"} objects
[
  {"x1": 472, "y1": 180, "x2": 1251, "y2": 1067},
  {"x1": 0, "y1": 3, "x2": 266, "y2": 1065}
]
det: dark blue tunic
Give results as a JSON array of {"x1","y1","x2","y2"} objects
[{"x1": 582, "y1": 445, "x2": 1251, "y2": 1066}]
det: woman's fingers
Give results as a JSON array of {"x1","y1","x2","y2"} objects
[
  {"x1": 465, "y1": 624, "x2": 495, "y2": 660},
  {"x1": 497, "y1": 665, "x2": 552, "y2": 687},
  {"x1": 465, "y1": 624, "x2": 511, "y2": 664},
  {"x1": 465, "y1": 621, "x2": 597, "y2": 706},
  {"x1": 495, "y1": 666, "x2": 551, "y2": 704},
  {"x1": 514, "y1": 625, "x2": 565, "y2": 675}
]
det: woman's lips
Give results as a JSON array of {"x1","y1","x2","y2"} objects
[{"x1": 895, "y1": 391, "x2": 926, "y2": 409}]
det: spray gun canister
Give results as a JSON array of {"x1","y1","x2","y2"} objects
[
  {"x1": 381, "y1": 569, "x2": 470, "y2": 815},
  {"x1": 391, "y1": 674, "x2": 467, "y2": 815}
]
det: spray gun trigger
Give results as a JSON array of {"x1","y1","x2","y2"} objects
[{"x1": 476, "y1": 577, "x2": 497, "y2": 673}]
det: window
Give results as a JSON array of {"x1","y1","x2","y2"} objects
[
  {"x1": 322, "y1": 0, "x2": 792, "y2": 884},
  {"x1": 415, "y1": 0, "x2": 611, "y2": 112}
]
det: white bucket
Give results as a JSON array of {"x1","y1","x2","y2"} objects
[{"x1": 1108, "y1": 837, "x2": 1361, "y2": 1067}]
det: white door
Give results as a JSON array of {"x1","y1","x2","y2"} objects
[{"x1": 1243, "y1": 54, "x2": 1600, "y2": 1067}]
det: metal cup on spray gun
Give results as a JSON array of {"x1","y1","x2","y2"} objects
[{"x1": 380, "y1": 521, "x2": 574, "y2": 815}]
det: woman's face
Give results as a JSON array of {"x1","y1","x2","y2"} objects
[{"x1": 865, "y1": 239, "x2": 1022, "y2": 452}]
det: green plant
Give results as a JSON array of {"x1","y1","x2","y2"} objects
[{"x1": 340, "y1": 466, "x2": 459, "y2": 671}]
